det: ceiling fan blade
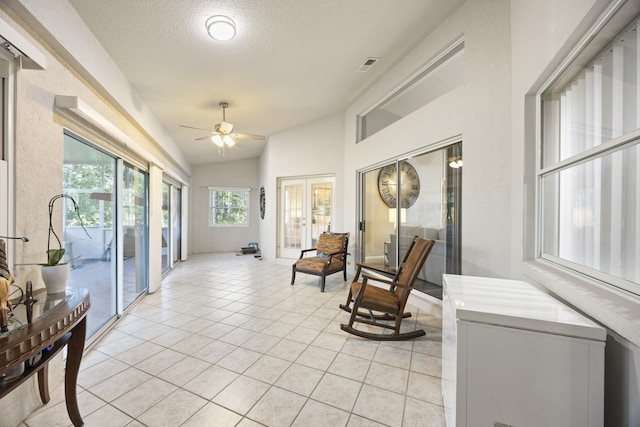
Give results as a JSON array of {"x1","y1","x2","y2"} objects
[
  {"x1": 231, "y1": 136, "x2": 244, "y2": 147},
  {"x1": 195, "y1": 135, "x2": 214, "y2": 141},
  {"x1": 231, "y1": 133, "x2": 266, "y2": 140},
  {"x1": 180, "y1": 124, "x2": 215, "y2": 133}
]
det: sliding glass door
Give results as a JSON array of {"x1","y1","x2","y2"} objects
[
  {"x1": 159, "y1": 180, "x2": 182, "y2": 273},
  {"x1": 64, "y1": 134, "x2": 116, "y2": 337},
  {"x1": 64, "y1": 133, "x2": 149, "y2": 337},
  {"x1": 360, "y1": 142, "x2": 462, "y2": 295},
  {"x1": 122, "y1": 163, "x2": 149, "y2": 308},
  {"x1": 161, "y1": 181, "x2": 170, "y2": 273},
  {"x1": 171, "y1": 186, "x2": 181, "y2": 264}
]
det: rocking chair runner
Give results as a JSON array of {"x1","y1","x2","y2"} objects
[
  {"x1": 291, "y1": 232, "x2": 350, "y2": 292},
  {"x1": 339, "y1": 236, "x2": 435, "y2": 340}
]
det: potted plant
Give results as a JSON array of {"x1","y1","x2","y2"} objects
[{"x1": 39, "y1": 194, "x2": 90, "y2": 294}]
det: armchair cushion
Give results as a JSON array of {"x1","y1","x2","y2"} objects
[{"x1": 294, "y1": 256, "x2": 344, "y2": 273}]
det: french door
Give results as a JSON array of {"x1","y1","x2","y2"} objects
[{"x1": 279, "y1": 176, "x2": 335, "y2": 259}]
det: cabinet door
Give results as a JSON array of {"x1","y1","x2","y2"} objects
[{"x1": 462, "y1": 321, "x2": 603, "y2": 427}]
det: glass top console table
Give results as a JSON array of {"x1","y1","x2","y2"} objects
[{"x1": 0, "y1": 287, "x2": 91, "y2": 426}]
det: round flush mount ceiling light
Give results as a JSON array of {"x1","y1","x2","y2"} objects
[{"x1": 206, "y1": 15, "x2": 236, "y2": 41}]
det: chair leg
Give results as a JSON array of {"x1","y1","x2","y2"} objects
[
  {"x1": 343, "y1": 267, "x2": 347, "y2": 281},
  {"x1": 339, "y1": 288, "x2": 354, "y2": 313},
  {"x1": 291, "y1": 266, "x2": 296, "y2": 286},
  {"x1": 394, "y1": 314, "x2": 403, "y2": 336},
  {"x1": 321, "y1": 275, "x2": 326, "y2": 292},
  {"x1": 345, "y1": 297, "x2": 359, "y2": 327}
]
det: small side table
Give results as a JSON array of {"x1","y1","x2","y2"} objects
[{"x1": 0, "y1": 287, "x2": 90, "y2": 426}]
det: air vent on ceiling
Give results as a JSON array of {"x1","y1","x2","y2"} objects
[{"x1": 356, "y1": 57, "x2": 379, "y2": 72}]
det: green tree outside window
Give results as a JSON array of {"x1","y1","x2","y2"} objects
[{"x1": 210, "y1": 189, "x2": 249, "y2": 226}]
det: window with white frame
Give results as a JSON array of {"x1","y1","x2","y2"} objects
[
  {"x1": 358, "y1": 39, "x2": 464, "y2": 142},
  {"x1": 539, "y1": 7, "x2": 640, "y2": 295},
  {"x1": 209, "y1": 187, "x2": 250, "y2": 226}
]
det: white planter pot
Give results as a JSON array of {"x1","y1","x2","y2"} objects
[{"x1": 41, "y1": 263, "x2": 70, "y2": 295}]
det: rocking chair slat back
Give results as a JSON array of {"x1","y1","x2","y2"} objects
[{"x1": 394, "y1": 236, "x2": 434, "y2": 298}]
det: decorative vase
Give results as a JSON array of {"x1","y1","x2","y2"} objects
[{"x1": 41, "y1": 263, "x2": 70, "y2": 295}]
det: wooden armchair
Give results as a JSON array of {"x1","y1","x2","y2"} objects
[
  {"x1": 291, "y1": 232, "x2": 350, "y2": 292},
  {"x1": 339, "y1": 236, "x2": 435, "y2": 340}
]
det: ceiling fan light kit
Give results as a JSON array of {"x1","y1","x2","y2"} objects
[
  {"x1": 223, "y1": 135, "x2": 235, "y2": 146},
  {"x1": 206, "y1": 15, "x2": 236, "y2": 41},
  {"x1": 179, "y1": 102, "x2": 265, "y2": 154},
  {"x1": 212, "y1": 134, "x2": 224, "y2": 147}
]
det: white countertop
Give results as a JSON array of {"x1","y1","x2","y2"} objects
[{"x1": 443, "y1": 274, "x2": 606, "y2": 341}]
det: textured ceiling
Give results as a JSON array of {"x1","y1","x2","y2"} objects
[{"x1": 67, "y1": 0, "x2": 463, "y2": 165}]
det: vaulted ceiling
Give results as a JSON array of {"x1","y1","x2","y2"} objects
[{"x1": 67, "y1": 0, "x2": 464, "y2": 165}]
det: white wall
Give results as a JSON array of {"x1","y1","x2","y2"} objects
[
  {"x1": 190, "y1": 158, "x2": 260, "y2": 253},
  {"x1": 344, "y1": 0, "x2": 512, "y2": 280},
  {"x1": 510, "y1": 0, "x2": 640, "y2": 424},
  {"x1": 259, "y1": 113, "x2": 345, "y2": 262}
]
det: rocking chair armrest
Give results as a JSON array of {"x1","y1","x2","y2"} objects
[
  {"x1": 360, "y1": 273, "x2": 396, "y2": 287},
  {"x1": 388, "y1": 281, "x2": 412, "y2": 290},
  {"x1": 361, "y1": 274, "x2": 411, "y2": 290},
  {"x1": 356, "y1": 263, "x2": 395, "y2": 278}
]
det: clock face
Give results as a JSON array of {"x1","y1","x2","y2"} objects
[
  {"x1": 377, "y1": 161, "x2": 420, "y2": 208},
  {"x1": 259, "y1": 186, "x2": 266, "y2": 219}
]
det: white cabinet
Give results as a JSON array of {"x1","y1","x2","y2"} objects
[{"x1": 442, "y1": 275, "x2": 605, "y2": 427}]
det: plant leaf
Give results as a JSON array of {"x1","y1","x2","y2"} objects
[{"x1": 46, "y1": 249, "x2": 65, "y2": 266}]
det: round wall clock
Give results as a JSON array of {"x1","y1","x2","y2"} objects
[
  {"x1": 377, "y1": 160, "x2": 421, "y2": 208},
  {"x1": 259, "y1": 186, "x2": 266, "y2": 219}
]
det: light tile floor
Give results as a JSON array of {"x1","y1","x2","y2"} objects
[{"x1": 21, "y1": 253, "x2": 444, "y2": 427}]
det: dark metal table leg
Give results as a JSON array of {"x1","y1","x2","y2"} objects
[{"x1": 65, "y1": 316, "x2": 86, "y2": 426}]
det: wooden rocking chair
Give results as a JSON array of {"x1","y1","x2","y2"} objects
[
  {"x1": 291, "y1": 232, "x2": 350, "y2": 292},
  {"x1": 339, "y1": 236, "x2": 435, "y2": 340}
]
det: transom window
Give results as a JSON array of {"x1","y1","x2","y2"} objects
[
  {"x1": 539, "y1": 8, "x2": 640, "y2": 295},
  {"x1": 209, "y1": 187, "x2": 250, "y2": 226},
  {"x1": 358, "y1": 39, "x2": 464, "y2": 142}
]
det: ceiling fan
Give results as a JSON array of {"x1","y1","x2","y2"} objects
[{"x1": 180, "y1": 102, "x2": 265, "y2": 151}]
